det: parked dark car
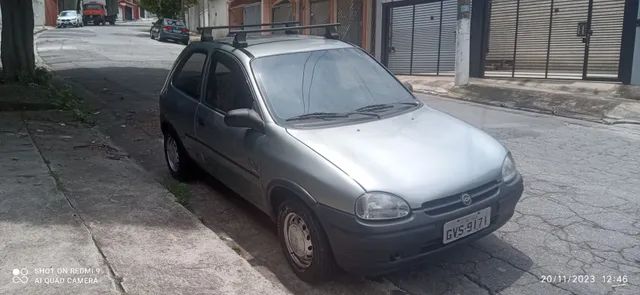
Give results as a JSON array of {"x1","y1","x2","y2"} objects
[
  {"x1": 159, "y1": 25, "x2": 524, "y2": 283},
  {"x1": 150, "y1": 18, "x2": 190, "y2": 45}
]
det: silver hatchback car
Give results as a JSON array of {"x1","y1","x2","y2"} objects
[{"x1": 159, "y1": 25, "x2": 523, "y2": 283}]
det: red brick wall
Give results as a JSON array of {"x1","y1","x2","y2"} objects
[{"x1": 45, "y1": 0, "x2": 58, "y2": 26}]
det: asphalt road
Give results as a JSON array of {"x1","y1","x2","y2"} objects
[{"x1": 35, "y1": 22, "x2": 640, "y2": 295}]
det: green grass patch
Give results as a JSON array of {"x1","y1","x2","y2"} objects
[
  {"x1": 0, "y1": 67, "x2": 91, "y2": 122},
  {"x1": 166, "y1": 181, "x2": 192, "y2": 206}
]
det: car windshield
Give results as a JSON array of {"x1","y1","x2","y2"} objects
[
  {"x1": 163, "y1": 19, "x2": 185, "y2": 27},
  {"x1": 251, "y1": 48, "x2": 417, "y2": 124},
  {"x1": 60, "y1": 11, "x2": 76, "y2": 16}
]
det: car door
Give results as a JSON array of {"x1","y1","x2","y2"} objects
[
  {"x1": 161, "y1": 46, "x2": 209, "y2": 155},
  {"x1": 194, "y1": 50, "x2": 264, "y2": 207}
]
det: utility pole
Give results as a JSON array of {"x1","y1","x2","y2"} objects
[{"x1": 455, "y1": 0, "x2": 471, "y2": 86}]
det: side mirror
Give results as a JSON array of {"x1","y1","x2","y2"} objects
[
  {"x1": 402, "y1": 81, "x2": 414, "y2": 92},
  {"x1": 224, "y1": 109, "x2": 265, "y2": 132}
]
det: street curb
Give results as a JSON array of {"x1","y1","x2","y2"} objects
[
  {"x1": 33, "y1": 27, "x2": 53, "y2": 71},
  {"x1": 407, "y1": 82, "x2": 640, "y2": 126}
]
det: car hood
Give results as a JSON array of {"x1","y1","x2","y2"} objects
[
  {"x1": 58, "y1": 16, "x2": 76, "y2": 20},
  {"x1": 286, "y1": 106, "x2": 507, "y2": 208}
]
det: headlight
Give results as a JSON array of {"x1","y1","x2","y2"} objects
[
  {"x1": 502, "y1": 153, "x2": 517, "y2": 182},
  {"x1": 355, "y1": 192, "x2": 410, "y2": 220}
]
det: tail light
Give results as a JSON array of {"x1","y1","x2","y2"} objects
[
  {"x1": 181, "y1": 28, "x2": 189, "y2": 34},
  {"x1": 163, "y1": 26, "x2": 172, "y2": 31}
]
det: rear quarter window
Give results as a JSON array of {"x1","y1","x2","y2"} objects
[{"x1": 172, "y1": 52, "x2": 207, "y2": 99}]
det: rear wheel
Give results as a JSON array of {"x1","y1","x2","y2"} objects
[
  {"x1": 163, "y1": 129, "x2": 194, "y2": 181},
  {"x1": 277, "y1": 198, "x2": 335, "y2": 283}
]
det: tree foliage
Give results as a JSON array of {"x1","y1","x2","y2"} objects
[{"x1": 139, "y1": 0, "x2": 199, "y2": 19}]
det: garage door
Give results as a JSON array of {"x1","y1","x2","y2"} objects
[
  {"x1": 484, "y1": 0, "x2": 626, "y2": 80},
  {"x1": 385, "y1": 0, "x2": 460, "y2": 76}
]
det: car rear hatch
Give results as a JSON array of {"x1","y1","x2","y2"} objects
[{"x1": 163, "y1": 19, "x2": 189, "y2": 35}]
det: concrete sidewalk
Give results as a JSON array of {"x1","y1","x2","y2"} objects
[
  {"x1": 399, "y1": 75, "x2": 640, "y2": 124},
  {"x1": 0, "y1": 112, "x2": 289, "y2": 294}
]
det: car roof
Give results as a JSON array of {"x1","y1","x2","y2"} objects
[{"x1": 208, "y1": 34, "x2": 354, "y2": 58}]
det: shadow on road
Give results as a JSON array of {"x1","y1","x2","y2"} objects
[{"x1": 45, "y1": 66, "x2": 533, "y2": 294}]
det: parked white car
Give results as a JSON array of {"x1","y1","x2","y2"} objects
[{"x1": 57, "y1": 10, "x2": 83, "y2": 28}]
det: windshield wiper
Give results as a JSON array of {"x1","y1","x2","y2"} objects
[
  {"x1": 355, "y1": 101, "x2": 419, "y2": 113},
  {"x1": 285, "y1": 112, "x2": 348, "y2": 122},
  {"x1": 285, "y1": 111, "x2": 381, "y2": 122}
]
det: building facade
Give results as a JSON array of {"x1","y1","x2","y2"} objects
[
  {"x1": 185, "y1": 0, "x2": 229, "y2": 35},
  {"x1": 375, "y1": 0, "x2": 638, "y2": 85},
  {"x1": 186, "y1": 0, "x2": 375, "y2": 51}
]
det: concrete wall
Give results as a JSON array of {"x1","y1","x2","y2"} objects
[{"x1": 33, "y1": 0, "x2": 46, "y2": 27}]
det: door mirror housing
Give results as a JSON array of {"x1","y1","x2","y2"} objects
[{"x1": 224, "y1": 109, "x2": 265, "y2": 132}]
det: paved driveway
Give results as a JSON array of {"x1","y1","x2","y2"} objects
[{"x1": 35, "y1": 23, "x2": 640, "y2": 295}]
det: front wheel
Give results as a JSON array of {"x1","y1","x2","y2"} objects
[
  {"x1": 278, "y1": 199, "x2": 335, "y2": 283},
  {"x1": 163, "y1": 130, "x2": 194, "y2": 181}
]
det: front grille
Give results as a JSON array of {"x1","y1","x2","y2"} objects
[{"x1": 422, "y1": 180, "x2": 501, "y2": 216}]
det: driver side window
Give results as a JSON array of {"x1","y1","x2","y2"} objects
[{"x1": 204, "y1": 51, "x2": 254, "y2": 113}]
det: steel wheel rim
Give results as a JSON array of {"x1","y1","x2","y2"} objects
[
  {"x1": 283, "y1": 211, "x2": 313, "y2": 269},
  {"x1": 166, "y1": 135, "x2": 180, "y2": 172}
]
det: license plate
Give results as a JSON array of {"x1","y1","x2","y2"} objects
[{"x1": 443, "y1": 207, "x2": 491, "y2": 244}]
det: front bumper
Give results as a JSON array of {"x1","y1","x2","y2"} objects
[
  {"x1": 57, "y1": 20, "x2": 77, "y2": 26},
  {"x1": 316, "y1": 175, "x2": 524, "y2": 276}
]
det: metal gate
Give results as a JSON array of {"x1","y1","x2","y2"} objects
[
  {"x1": 337, "y1": 0, "x2": 364, "y2": 47},
  {"x1": 384, "y1": 0, "x2": 459, "y2": 76},
  {"x1": 484, "y1": 0, "x2": 626, "y2": 80}
]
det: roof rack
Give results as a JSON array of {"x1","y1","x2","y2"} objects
[
  {"x1": 197, "y1": 21, "x2": 300, "y2": 42},
  {"x1": 229, "y1": 23, "x2": 341, "y2": 48}
]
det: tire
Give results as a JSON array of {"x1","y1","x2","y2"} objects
[
  {"x1": 277, "y1": 198, "x2": 335, "y2": 283},
  {"x1": 163, "y1": 129, "x2": 194, "y2": 181}
]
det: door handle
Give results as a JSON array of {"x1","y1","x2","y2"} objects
[{"x1": 197, "y1": 117, "x2": 205, "y2": 126}]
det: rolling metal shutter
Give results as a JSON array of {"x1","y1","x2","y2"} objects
[
  {"x1": 386, "y1": 0, "x2": 461, "y2": 76},
  {"x1": 412, "y1": 2, "x2": 442, "y2": 75},
  {"x1": 513, "y1": 0, "x2": 552, "y2": 78},
  {"x1": 484, "y1": 0, "x2": 518, "y2": 76},
  {"x1": 438, "y1": 0, "x2": 458, "y2": 75},
  {"x1": 587, "y1": 0, "x2": 625, "y2": 78},
  {"x1": 547, "y1": 0, "x2": 590, "y2": 79},
  {"x1": 387, "y1": 5, "x2": 414, "y2": 75},
  {"x1": 485, "y1": 0, "x2": 625, "y2": 80}
]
